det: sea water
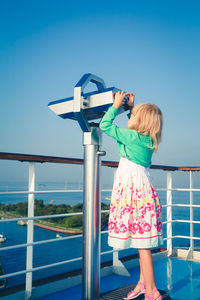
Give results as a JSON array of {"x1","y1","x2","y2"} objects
[{"x1": 0, "y1": 181, "x2": 200, "y2": 289}]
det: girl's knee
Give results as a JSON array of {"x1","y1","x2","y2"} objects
[{"x1": 138, "y1": 248, "x2": 151, "y2": 255}]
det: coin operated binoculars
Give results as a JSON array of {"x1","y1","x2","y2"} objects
[{"x1": 48, "y1": 73, "x2": 129, "y2": 300}]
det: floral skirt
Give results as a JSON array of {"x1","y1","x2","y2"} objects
[{"x1": 108, "y1": 157, "x2": 163, "y2": 249}]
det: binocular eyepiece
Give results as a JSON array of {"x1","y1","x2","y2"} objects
[{"x1": 123, "y1": 95, "x2": 130, "y2": 105}]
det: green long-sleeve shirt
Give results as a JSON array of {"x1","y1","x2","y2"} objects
[{"x1": 99, "y1": 106, "x2": 154, "y2": 168}]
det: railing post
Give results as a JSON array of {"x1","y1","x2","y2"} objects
[
  {"x1": 189, "y1": 171, "x2": 194, "y2": 250},
  {"x1": 167, "y1": 256, "x2": 172, "y2": 290},
  {"x1": 167, "y1": 171, "x2": 172, "y2": 256},
  {"x1": 25, "y1": 162, "x2": 35, "y2": 300}
]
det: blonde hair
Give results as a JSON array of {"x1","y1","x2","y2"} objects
[{"x1": 128, "y1": 103, "x2": 163, "y2": 152}]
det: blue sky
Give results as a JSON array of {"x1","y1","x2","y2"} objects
[{"x1": 0, "y1": 0, "x2": 200, "y2": 184}]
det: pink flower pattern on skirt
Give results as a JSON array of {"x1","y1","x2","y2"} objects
[{"x1": 108, "y1": 157, "x2": 163, "y2": 249}]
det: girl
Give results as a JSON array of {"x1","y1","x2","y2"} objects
[{"x1": 99, "y1": 91, "x2": 163, "y2": 300}]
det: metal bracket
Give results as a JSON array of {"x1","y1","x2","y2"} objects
[
  {"x1": 186, "y1": 246, "x2": 193, "y2": 260},
  {"x1": 74, "y1": 73, "x2": 106, "y2": 132},
  {"x1": 97, "y1": 151, "x2": 106, "y2": 156},
  {"x1": 113, "y1": 249, "x2": 131, "y2": 277}
]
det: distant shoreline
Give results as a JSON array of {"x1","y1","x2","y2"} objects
[
  {"x1": 0, "y1": 213, "x2": 82, "y2": 235},
  {"x1": 33, "y1": 222, "x2": 82, "y2": 234}
]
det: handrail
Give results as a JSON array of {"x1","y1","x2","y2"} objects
[
  {"x1": 1, "y1": 187, "x2": 200, "y2": 196},
  {"x1": 0, "y1": 152, "x2": 83, "y2": 165},
  {"x1": 1, "y1": 151, "x2": 199, "y2": 171}
]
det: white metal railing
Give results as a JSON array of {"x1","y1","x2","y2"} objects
[
  {"x1": 0, "y1": 189, "x2": 112, "y2": 195},
  {"x1": 0, "y1": 157, "x2": 200, "y2": 299}
]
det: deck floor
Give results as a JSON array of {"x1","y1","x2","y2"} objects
[
  {"x1": 37, "y1": 257, "x2": 200, "y2": 300},
  {"x1": 100, "y1": 284, "x2": 170, "y2": 299}
]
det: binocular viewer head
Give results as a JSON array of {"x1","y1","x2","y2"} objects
[{"x1": 48, "y1": 73, "x2": 129, "y2": 132}]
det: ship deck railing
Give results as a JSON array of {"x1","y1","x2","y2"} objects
[{"x1": 0, "y1": 152, "x2": 200, "y2": 299}]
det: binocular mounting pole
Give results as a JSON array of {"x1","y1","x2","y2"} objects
[{"x1": 82, "y1": 123, "x2": 105, "y2": 300}]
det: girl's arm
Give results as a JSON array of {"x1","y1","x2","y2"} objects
[
  {"x1": 99, "y1": 91, "x2": 135, "y2": 144},
  {"x1": 99, "y1": 106, "x2": 131, "y2": 144}
]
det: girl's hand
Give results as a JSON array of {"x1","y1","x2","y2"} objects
[{"x1": 112, "y1": 91, "x2": 129, "y2": 109}]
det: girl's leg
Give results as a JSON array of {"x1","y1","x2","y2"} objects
[
  {"x1": 129, "y1": 252, "x2": 145, "y2": 294},
  {"x1": 138, "y1": 249, "x2": 161, "y2": 299},
  {"x1": 138, "y1": 252, "x2": 145, "y2": 282}
]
